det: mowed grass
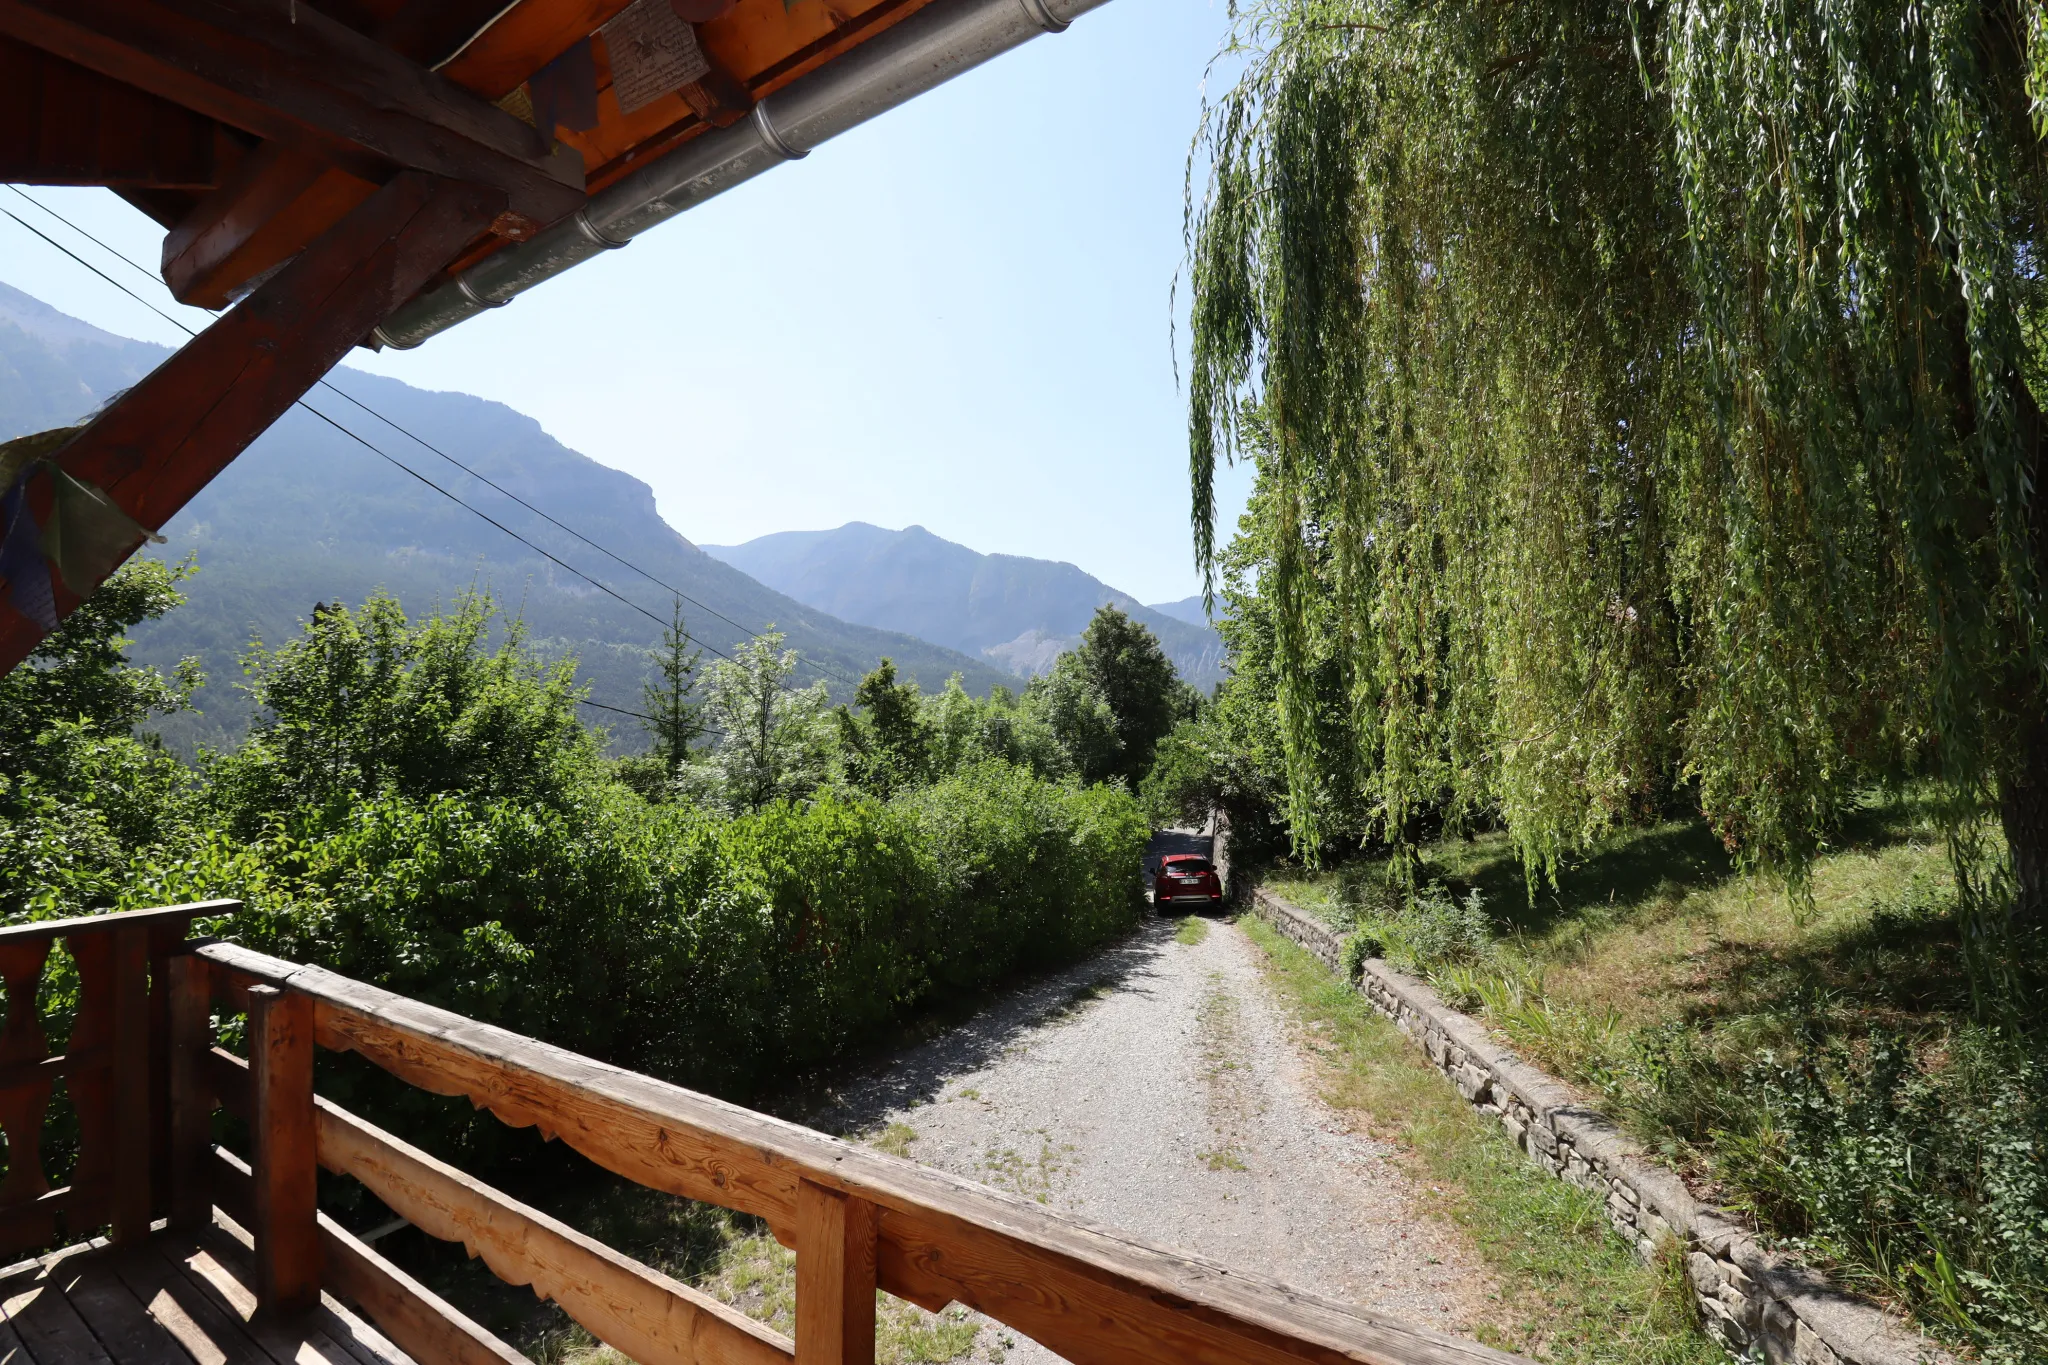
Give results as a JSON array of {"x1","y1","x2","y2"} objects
[
  {"x1": 1266, "y1": 794, "x2": 1961, "y2": 1084},
  {"x1": 1175, "y1": 914, "x2": 1212, "y2": 945},
  {"x1": 1240, "y1": 915, "x2": 1721, "y2": 1365}
]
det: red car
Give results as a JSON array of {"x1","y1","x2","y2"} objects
[{"x1": 1154, "y1": 854, "x2": 1222, "y2": 909}]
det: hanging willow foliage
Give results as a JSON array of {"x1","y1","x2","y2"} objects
[{"x1": 1188, "y1": 0, "x2": 2048, "y2": 913}]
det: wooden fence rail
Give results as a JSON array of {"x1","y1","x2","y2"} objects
[
  {"x1": 190, "y1": 939, "x2": 1529, "y2": 1365},
  {"x1": 0, "y1": 900, "x2": 236, "y2": 1257},
  {"x1": 0, "y1": 907, "x2": 1532, "y2": 1365}
]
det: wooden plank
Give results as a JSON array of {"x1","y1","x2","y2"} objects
[
  {"x1": 110, "y1": 1231, "x2": 272, "y2": 1365},
  {"x1": 0, "y1": 940, "x2": 54, "y2": 1257},
  {"x1": 0, "y1": 1316, "x2": 32, "y2": 1365},
  {"x1": 0, "y1": 0, "x2": 582, "y2": 222},
  {"x1": 316, "y1": 1206, "x2": 527, "y2": 1365},
  {"x1": 248, "y1": 987, "x2": 318, "y2": 1316},
  {"x1": 50, "y1": 1252, "x2": 201, "y2": 1365},
  {"x1": 795, "y1": 1181, "x2": 875, "y2": 1365},
  {"x1": 198, "y1": 945, "x2": 1531, "y2": 1365},
  {"x1": 168, "y1": 955, "x2": 214, "y2": 1233},
  {"x1": 149, "y1": 924, "x2": 197, "y2": 1230},
  {"x1": 0, "y1": 36, "x2": 222, "y2": 188},
  {"x1": 66, "y1": 932, "x2": 117, "y2": 1244},
  {"x1": 110, "y1": 925, "x2": 151, "y2": 1245},
  {"x1": 161, "y1": 149, "x2": 377, "y2": 310},
  {"x1": 1, "y1": 1257, "x2": 116, "y2": 1365},
  {"x1": 211, "y1": 1036, "x2": 752, "y2": 1365},
  {"x1": 0, "y1": 172, "x2": 504, "y2": 676},
  {"x1": 315, "y1": 1096, "x2": 792, "y2": 1365},
  {"x1": 171, "y1": 1223, "x2": 391, "y2": 1365},
  {"x1": 0, "y1": 905, "x2": 233, "y2": 948},
  {"x1": 441, "y1": 0, "x2": 639, "y2": 101}
]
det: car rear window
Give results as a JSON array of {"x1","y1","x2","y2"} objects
[{"x1": 1166, "y1": 859, "x2": 1214, "y2": 874}]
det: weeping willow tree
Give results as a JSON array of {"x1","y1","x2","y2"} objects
[{"x1": 1188, "y1": 0, "x2": 2048, "y2": 943}]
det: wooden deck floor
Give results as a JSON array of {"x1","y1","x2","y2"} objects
[{"x1": 0, "y1": 1217, "x2": 419, "y2": 1365}]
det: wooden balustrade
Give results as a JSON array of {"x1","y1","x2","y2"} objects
[
  {"x1": 0, "y1": 907, "x2": 1529, "y2": 1365},
  {"x1": 0, "y1": 900, "x2": 236, "y2": 1258},
  {"x1": 186, "y1": 938, "x2": 1530, "y2": 1365}
]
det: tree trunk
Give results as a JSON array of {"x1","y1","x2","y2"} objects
[
  {"x1": 2002, "y1": 716, "x2": 2048, "y2": 927},
  {"x1": 2005, "y1": 374, "x2": 2048, "y2": 929}
]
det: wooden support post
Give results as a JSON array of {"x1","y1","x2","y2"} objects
[
  {"x1": 167, "y1": 952, "x2": 212, "y2": 1231},
  {"x1": 249, "y1": 983, "x2": 319, "y2": 1316},
  {"x1": 109, "y1": 923, "x2": 150, "y2": 1244},
  {"x1": 795, "y1": 1178, "x2": 878, "y2": 1365},
  {"x1": 0, "y1": 169, "x2": 505, "y2": 676}
]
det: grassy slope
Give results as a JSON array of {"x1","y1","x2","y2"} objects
[
  {"x1": 1255, "y1": 798, "x2": 2048, "y2": 1357},
  {"x1": 1261, "y1": 796, "x2": 1961, "y2": 1097}
]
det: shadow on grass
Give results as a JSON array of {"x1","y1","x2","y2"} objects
[
  {"x1": 1442, "y1": 820, "x2": 1735, "y2": 940},
  {"x1": 1680, "y1": 896, "x2": 1974, "y2": 1036},
  {"x1": 1431, "y1": 790, "x2": 1946, "y2": 944}
]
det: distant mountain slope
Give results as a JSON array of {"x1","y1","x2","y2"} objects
[
  {"x1": 703, "y1": 523, "x2": 1226, "y2": 690},
  {"x1": 1146, "y1": 596, "x2": 1216, "y2": 628},
  {"x1": 0, "y1": 285, "x2": 1013, "y2": 752}
]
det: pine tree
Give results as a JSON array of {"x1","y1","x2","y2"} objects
[{"x1": 641, "y1": 599, "x2": 704, "y2": 780}]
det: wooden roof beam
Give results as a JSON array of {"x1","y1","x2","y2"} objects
[
  {"x1": 0, "y1": 37, "x2": 233, "y2": 189},
  {"x1": 0, "y1": 171, "x2": 507, "y2": 676},
  {"x1": 0, "y1": 0, "x2": 585, "y2": 226}
]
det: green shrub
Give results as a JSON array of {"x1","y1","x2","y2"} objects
[
  {"x1": 1723, "y1": 1031, "x2": 2048, "y2": 1362},
  {"x1": 133, "y1": 759, "x2": 1147, "y2": 1170},
  {"x1": 1344, "y1": 880, "x2": 1495, "y2": 980},
  {"x1": 1394, "y1": 882, "x2": 1491, "y2": 970}
]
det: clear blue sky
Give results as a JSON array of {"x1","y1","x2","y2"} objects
[{"x1": 0, "y1": 0, "x2": 1252, "y2": 605}]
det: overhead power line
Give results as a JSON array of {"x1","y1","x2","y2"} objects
[
  {"x1": 1, "y1": 195, "x2": 890, "y2": 736},
  {"x1": 0, "y1": 188, "x2": 865, "y2": 693},
  {"x1": 0, "y1": 203, "x2": 740, "y2": 666}
]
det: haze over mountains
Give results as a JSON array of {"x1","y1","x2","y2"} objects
[
  {"x1": 0, "y1": 284, "x2": 1227, "y2": 750},
  {"x1": 0, "y1": 283, "x2": 1013, "y2": 751},
  {"x1": 704, "y1": 524, "x2": 1225, "y2": 690}
]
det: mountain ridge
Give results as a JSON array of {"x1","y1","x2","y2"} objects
[
  {"x1": 704, "y1": 522, "x2": 1226, "y2": 689},
  {"x1": 0, "y1": 284, "x2": 1015, "y2": 752}
]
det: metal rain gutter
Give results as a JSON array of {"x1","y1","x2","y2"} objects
[{"x1": 374, "y1": 0, "x2": 1112, "y2": 349}]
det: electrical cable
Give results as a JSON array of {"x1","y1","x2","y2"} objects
[
  {"x1": 1, "y1": 186, "x2": 866, "y2": 694},
  {"x1": 0, "y1": 204, "x2": 702, "y2": 636},
  {"x1": 0, "y1": 201, "x2": 754, "y2": 735},
  {"x1": 576, "y1": 695, "x2": 725, "y2": 740}
]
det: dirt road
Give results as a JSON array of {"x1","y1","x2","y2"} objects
[{"x1": 800, "y1": 914, "x2": 1501, "y2": 1362}]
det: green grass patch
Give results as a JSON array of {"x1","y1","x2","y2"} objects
[
  {"x1": 1261, "y1": 796, "x2": 2048, "y2": 1362},
  {"x1": 1176, "y1": 915, "x2": 1212, "y2": 945},
  {"x1": 1241, "y1": 915, "x2": 1719, "y2": 1365},
  {"x1": 872, "y1": 1121, "x2": 918, "y2": 1158}
]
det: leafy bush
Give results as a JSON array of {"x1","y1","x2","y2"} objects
[
  {"x1": 1393, "y1": 883, "x2": 1492, "y2": 971},
  {"x1": 203, "y1": 591, "x2": 596, "y2": 833},
  {"x1": 1339, "y1": 880, "x2": 1495, "y2": 982},
  {"x1": 0, "y1": 582, "x2": 1152, "y2": 1186},
  {"x1": 134, "y1": 758, "x2": 1147, "y2": 1168},
  {"x1": 1723, "y1": 1031, "x2": 2048, "y2": 1362}
]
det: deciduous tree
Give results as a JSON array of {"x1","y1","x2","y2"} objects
[{"x1": 1188, "y1": 0, "x2": 2048, "y2": 955}]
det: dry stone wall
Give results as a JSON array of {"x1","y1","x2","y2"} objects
[{"x1": 1248, "y1": 888, "x2": 1953, "y2": 1365}]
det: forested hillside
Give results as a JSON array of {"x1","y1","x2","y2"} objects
[
  {"x1": 0, "y1": 284, "x2": 1012, "y2": 751},
  {"x1": 705, "y1": 522, "x2": 1226, "y2": 690}
]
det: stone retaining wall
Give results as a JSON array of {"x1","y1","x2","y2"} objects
[{"x1": 1248, "y1": 888, "x2": 1951, "y2": 1365}]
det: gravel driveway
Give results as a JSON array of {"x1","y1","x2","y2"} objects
[{"x1": 797, "y1": 914, "x2": 1502, "y2": 1362}]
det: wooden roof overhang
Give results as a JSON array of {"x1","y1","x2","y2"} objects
[{"x1": 0, "y1": 0, "x2": 958, "y2": 674}]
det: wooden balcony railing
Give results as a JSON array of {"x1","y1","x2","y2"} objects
[
  {"x1": 4, "y1": 907, "x2": 1531, "y2": 1365},
  {"x1": 0, "y1": 901, "x2": 237, "y2": 1256}
]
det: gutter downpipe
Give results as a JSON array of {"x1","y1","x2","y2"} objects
[{"x1": 373, "y1": 0, "x2": 1111, "y2": 349}]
